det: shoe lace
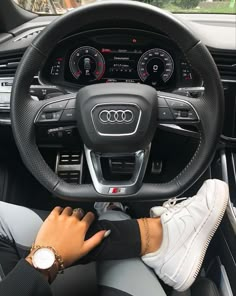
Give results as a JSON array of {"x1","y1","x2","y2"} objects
[{"x1": 162, "y1": 197, "x2": 189, "y2": 214}]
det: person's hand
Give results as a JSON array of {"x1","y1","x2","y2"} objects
[{"x1": 30, "y1": 206, "x2": 107, "y2": 268}]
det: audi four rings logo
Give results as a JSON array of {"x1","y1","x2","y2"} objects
[{"x1": 99, "y1": 110, "x2": 134, "y2": 123}]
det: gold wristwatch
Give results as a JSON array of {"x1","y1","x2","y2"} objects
[{"x1": 27, "y1": 245, "x2": 64, "y2": 283}]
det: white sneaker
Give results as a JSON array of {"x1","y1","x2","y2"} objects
[
  {"x1": 94, "y1": 202, "x2": 127, "y2": 216},
  {"x1": 142, "y1": 179, "x2": 229, "y2": 292}
]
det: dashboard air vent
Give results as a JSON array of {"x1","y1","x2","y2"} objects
[
  {"x1": 210, "y1": 50, "x2": 236, "y2": 81},
  {"x1": 0, "y1": 52, "x2": 23, "y2": 77}
]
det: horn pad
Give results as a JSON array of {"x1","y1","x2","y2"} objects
[{"x1": 76, "y1": 83, "x2": 157, "y2": 153}]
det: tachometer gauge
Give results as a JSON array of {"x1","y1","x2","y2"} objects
[
  {"x1": 137, "y1": 48, "x2": 174, "y2": 86},
  {"x1": 69, "y1": 46, "x2": 105, "y2": 83}
]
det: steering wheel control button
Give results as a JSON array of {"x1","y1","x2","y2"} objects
[
  {"x1": 38, "y1": 110, "x2": 63, "y2": 122},
  {"x1": 39, "y1": 113, "x2": 46, "y2": 121},
  {"x1": 180, "y1": 110, "x2": 188, "y2": 117},
  {"x1": 45, "y1": 113, "x2": 53, "y2": 120},
  {"x1": 66, "y1": 99, "x2": 76, "y2": 109},
  {"x1": 187, "y1": 111, "x2": 198, "y2": 120},
  {"x1": 172, "y1": 107, "x2": 198, "y2": 121},
  {"x1": 60, "y1": 109, "x2": 76, "y2": 122},
  {"x1": 44, "y1": 100, "x2": 68, "y2": 111},
  {"x1": 166, "y1": 99, "x2": 190, "y2": 110},
  {"x1": 157, "y1": 107, "x2": 174, "y2": 121},
  {"x1": 157, "y1": 97, "x2": 168, "y2": 108},
  {"x1": 164, "y1": 98, "x2": 198, "y2": 121}
]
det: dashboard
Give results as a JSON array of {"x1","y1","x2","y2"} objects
[
  {"x1": 41, "y1": 29, "x2": 201, "y2": 90},
  {"x1": 0, "y1": 15, "x2": 235, "y2": 131}
]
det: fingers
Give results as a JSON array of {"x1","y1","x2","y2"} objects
[
  {"x1": 47, "y1": 207, "x2": 95, "y2": 229},
  {"x1": 72, "y1": 208, "x2": 84, "y2": 219},
  {"x1": 47, "y1": 206, "x2": 63, "y2": 219},
  {"x1": 81, "y1": 212, "x2": 95, "y2": 231},
  {"x1": 61, "y1": 207, "x2": 73, "y2": 216},
  {"x1": 83, "y1": 230, "x2": 107, "y2": 254}
]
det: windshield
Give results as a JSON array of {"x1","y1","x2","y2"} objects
[{"x1": 13, "y1": 0, "x2": 236, "y2": 14}]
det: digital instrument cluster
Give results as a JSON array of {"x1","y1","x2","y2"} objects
[
  {"x1": 68, "y1": 46, "x2": 175, "y2": 87},
  {"x1": 41, "y1": 29, "x2": 201, "y2": 90}
]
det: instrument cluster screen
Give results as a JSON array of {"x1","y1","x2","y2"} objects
[
  {"x1": 42, "y1": 29, "x2": 200, "y2": 90},
  {"x1": 68, "y1": 46, "x2": 175, "y2": 88},
  {"x1": 101, "y1": 47, "x2": 142, "y2": 82}
]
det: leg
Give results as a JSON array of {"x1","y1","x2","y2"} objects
[
  {"x1": 0, "y1": 202, "x2": 142, "y2": 273},
  {"x1": 0, "y1": 201, "x2": 166, "y2": 294},
  {"x1": 0, "y1": 201, "x2": 160, "y2": 265},
  {"x1": 97, "y1": 210, "x2": 166, "y2": 296},
  {"x1": 0, "y1": 201, "x2": 44, "y2": 276},
  {"x1": 0, "y1": 179, "x2": 228, "y2": 294},
  {"x1": 0, "y1": 201, "x2": 164, "y2": 296}
]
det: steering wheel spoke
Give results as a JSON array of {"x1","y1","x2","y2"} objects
[
  {"x1": 158, "y1": 123, "x2": 200, "y2": 139},
  {"x1": 34, "y1": 94, "x2": 76, "y2": 126},
  {"x1": 157, "y1": 91, "x2": 200, "y2": 127},
  {"x1": 84, "y1": 145, "x2": 151, "y2": 195}
]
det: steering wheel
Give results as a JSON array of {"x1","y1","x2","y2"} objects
[{"x1": 11, "y1": 1, "x2": 224, "y2": 201}]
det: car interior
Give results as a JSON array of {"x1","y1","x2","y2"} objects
[{"x1": 0, "y1": 0, "x2": 235, "y2": 295}]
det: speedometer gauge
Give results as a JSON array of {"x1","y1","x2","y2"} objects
[
  {"x1": 137, "y1": 48, "x2": 174, "y2": 86},
  {"x1": 69, "y1": 46, "x2": 105, "y2": 83}
]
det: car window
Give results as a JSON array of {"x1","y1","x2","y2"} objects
[{"x1": 13, "y1": 0, "x2": 236, "y2": 15}]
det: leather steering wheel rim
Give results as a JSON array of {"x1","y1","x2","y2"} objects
[{"x1": 11, "y1": 1, "x2": 224, "y2": 201}]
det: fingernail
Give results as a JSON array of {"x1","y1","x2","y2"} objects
[{"x1": 103, "y1": 230, "x2": 111, "y2": 238}]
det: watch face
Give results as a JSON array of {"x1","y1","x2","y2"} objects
[{"x1": 32, "y1": 248, "x2": 55, "y2": 270}]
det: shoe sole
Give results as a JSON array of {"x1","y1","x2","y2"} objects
[{"x1": 175, "y1": 180, "x2": 229, "y2": 292}]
